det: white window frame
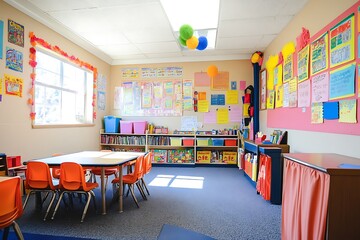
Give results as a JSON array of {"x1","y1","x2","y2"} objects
[{"x1": 32, "y1": 49, "x2": 94, "y2": 128}]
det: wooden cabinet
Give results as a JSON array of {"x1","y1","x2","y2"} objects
[
  {"x1": 100, "y1": 133, "x2": 147, "y2": 152},
  {"x1": 282, "y1": 153, "x2": 360, "y2": 240},
  {"x1": 100, "y1": 131, "x2": 239, "y2": 166},
  {"x1": 195, "y1": 134, "x2": 239, "y2": 165}
]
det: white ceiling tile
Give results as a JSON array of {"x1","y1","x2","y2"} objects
[
  {"x1": 111, "y1": 54, "x2": 147, "y2": 60},
  {"x1": 98, "y1": 44, "x2": 141, "y2": 56},
  {"x1": 145, "y1": 52, "x2": 183, "y2": 58},
  {"x1": 257, "y1": 34, "x2": 278, "y2": 48},
  {"x1": 29, "y1": 0, "x2": 98, "y2": 12},
  {"x1": 217, "y1": 36, "x2": 262, "y2": 50},
  {"x1": 79, "y1": 31, "x2": 130, "y2": 46},
  {"x1": 135, "y1": 42, "x2": 180, "y2": 54},
  {"x1": 220, "y1": 0, "x2": 285, "y2": 20},
  {"x1": 218, "y1": 15, "x2": 293, "y2": 37}
]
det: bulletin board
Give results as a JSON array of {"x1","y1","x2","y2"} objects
[
  {"x1": 115, "y1": 80, "x2": 183, "y2": 116},
  {"x1": 266, "y1": 1, "x2": 360, "y2": 135}
]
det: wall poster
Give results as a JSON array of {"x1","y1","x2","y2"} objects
[
  {"x1": 329, "y1": 14, "x2": 355, "y2": 68},
  {"x1": 297, "y1": 45, "x2": 310, "y2": 82},
  {"x1": 260, "y1": 69, "x2": 267, "y2": 110},
  {"x1": 310, "y1": 32, "x2": 328, "y2": 75},
  {"x1": 117, "y1": 80, "x2": 183, "y2": 116}
]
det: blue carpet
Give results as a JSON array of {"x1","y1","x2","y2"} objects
[
  {"x1": 2, "y1": 231, "x2": 96, "y2": 240},
  {"x1": 157, "y1": 224, "x2": 216, "y2": 240}
]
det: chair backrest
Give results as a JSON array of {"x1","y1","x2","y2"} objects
[
  {"x1": 0, "y1": 177, "x2": 23, "y2": 228},
  {"x1": 59, "y1": 162, "x2": 87, "y2": 191},
  {"x1": 143, "y1": 152, "x2": 152, "y2": 175},
  {"x1": 25, "y1": 161, "x2": 56, "y2": 190},
  {"x1": 133, "y1": 155, "x2": 145, "y2": 180},
  {"x1": 51, "y1": 153, "x2": 62, "y2": 178}
]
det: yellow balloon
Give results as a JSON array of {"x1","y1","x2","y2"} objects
[{"x1": 186, "y1": 36, "x2": 199, "y2": 50}]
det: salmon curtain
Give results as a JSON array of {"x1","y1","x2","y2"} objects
[
  {"x1": 256, "y1": 154, "x2": 271, "y2": 200},
  {"x1": 282, "y1": 160, "x2": 330, "y2": 240}
]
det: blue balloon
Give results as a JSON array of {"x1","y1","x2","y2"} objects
[{"x1": 196, "y1": 36, "x2": 208, "y2": 50}]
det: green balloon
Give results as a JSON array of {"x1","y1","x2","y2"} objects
[
  {"x1": 179, "y1": 24, "x2": 193, "y2": 40},
  {"x1": 179, "y1": 36, "x2": 186, "y2": 46}
]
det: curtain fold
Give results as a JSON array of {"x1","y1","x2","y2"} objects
[{"x1": 282, "y1": 160, "x2": 330, "y2": 240}]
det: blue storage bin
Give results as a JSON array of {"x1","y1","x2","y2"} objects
[
  {"x1": 212, "y1": 138, "x2": 224, "y2": 146},
  {"x1": 104, "y1": 116, "x2": 121, "y2": 133}
]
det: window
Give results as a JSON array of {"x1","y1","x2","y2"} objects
[{"x1": 33, "y1": 50, "x2": 94, "y2": 126}]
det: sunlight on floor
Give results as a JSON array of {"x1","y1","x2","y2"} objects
[{"x1": 149, "y1": 174, "x2": 204, "y2": 189}]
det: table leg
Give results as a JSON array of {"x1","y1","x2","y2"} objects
[
  {"x1": 118, "y1": 165, "x2": 123, "y2": 213},
  {"x1": 101, "y1": 167, "x2": 106, "y2": 215}
]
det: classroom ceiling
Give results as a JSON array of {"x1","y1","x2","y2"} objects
[{"x1": 6, "y1": 0, "x2": 309, "y2": 65}]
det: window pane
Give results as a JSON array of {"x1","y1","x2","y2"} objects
[
  {"x1": 37, "y1": 51, "x2": 61, "y2": 86},
  {"x1": 36, "y1": 68, "x2": 61, "y2": 86},
  {"x1": 62, "y1": 91, "x2": 76, "y2": 123},
  {"x1": 34, "y1": 49, "x2": 94, "y2": 126},
  {"x1": 63, "y1": 62, "x2": 85, "y2": 91},
  {"x1": 34, "y1": 85, "x2": 61, "y2": 124}
]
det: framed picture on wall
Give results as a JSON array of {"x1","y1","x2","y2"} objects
[{"x1": 260, "y1": 69, "x2": 267, "y2": 110}]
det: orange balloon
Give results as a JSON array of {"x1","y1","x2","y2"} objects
[
  {"x1": 186, "y1": 36, "x2": 199, "y2": 50},
  {"x1": 207, "y1": 65, "x2": 218, "y2": 77}
]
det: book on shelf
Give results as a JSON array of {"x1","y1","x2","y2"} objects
[{"x1": 269, "y1": 130, "x2": 287, "y2": 144}]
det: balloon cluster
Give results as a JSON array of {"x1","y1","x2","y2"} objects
[{"x1": 179, "y1": 24, "x2": 208, "y2": 51}]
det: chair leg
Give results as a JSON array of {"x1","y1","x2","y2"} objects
[
  {"x1": 136, "y1": 182, "x2": 147, "y2": 201},
  {"x1": 44, "y1": 191, "x2": 57, "y2": 221},
  {"x1": 23, "y1": 191, "x2": 33, "y2": 210},
  {"x1": 81, "y1": 192, "x2": 92, "y2": 223},
  {"x1": 141, "y1": 178, "x2": 150, "y2": 195},
  {"x1": 12, "y1": 221, "x2": 24, "y2": 240},
  {"x1": 128, "y1": 184, "x2": 139, "y2": 208},
  {"x1": 90, "y1": 190, "x2": 97, "y2": 213},
  {"x1": 51, "y1": 192, "x2": 65, "y2": 220}
]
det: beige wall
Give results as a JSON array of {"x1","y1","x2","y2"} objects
[
  {"x1": 110, "y1": 60, "x2": 253, "y2": 132},
  {"x1": 262, "y1": 0, "x2": 360, "y2": 158},
  {"x1": 0, "y1": 1, "x2": 111, "y2": 161}
]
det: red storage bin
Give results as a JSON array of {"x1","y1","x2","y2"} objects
[
  {"x1": 7, "y1": 156, "x2": 21, "y2": 168},
  {"x1": 224, "y1": 138, "x2": 237, "y2": 146},
  {"x1": 182, "y1": 138, "x2": 194, "y2": 146}
]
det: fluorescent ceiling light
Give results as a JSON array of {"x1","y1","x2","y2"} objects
[
  {"x1": 160, "y1": 0, "x2": 220, "y2": 30},
  {"x1": 161, "y1": 0, "x2": 219, "y2": 50}
]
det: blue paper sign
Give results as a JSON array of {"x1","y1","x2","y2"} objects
[
  {"x1": 329, "y1": 64, "x2": 355, "y2": 100},
  {"x1": 323, "y1": 101, "x2": 339, "y2": 120}
]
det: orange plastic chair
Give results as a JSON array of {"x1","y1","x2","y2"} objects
[
  {"x1": 0, "y1": 177, "x2": 24, "y2": 240},
  {"x1": 51, "y1": 153, "x2": 63, "y2": 179},
  {"x1": 51, "y1": 162, "x2": 98, "y2": 222},
  {"x1": 111, "y1": 155, "x2": 146, "y2": 208},
  {"x1": 140, "y1": 152, "x2": 153, "y2": 195},
  {"x1": 91, "y1": 150, "x2": 118, "y2": 188},
  {"x1": 23, "y1": 161, "x2": 59, "y2": 221}
]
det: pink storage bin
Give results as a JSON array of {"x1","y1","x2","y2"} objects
[
  {"x1": 133, "y1": 121, "x2": 147, "y2": 134},
  {"x1": 120, "y1": 121, "x2": 133, "y2": 133}
]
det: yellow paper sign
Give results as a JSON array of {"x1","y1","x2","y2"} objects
[
  {"x1": 216, "y1": 108, "x2": 229, "y2": 124},
  {"x1": 226, "y1": 90, "x2": 238, "y2": 104},
  {"x1": 198, "y1": 100, "x2": 209, "y2": 112}
]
